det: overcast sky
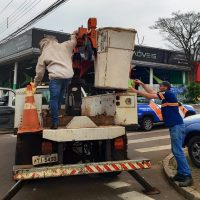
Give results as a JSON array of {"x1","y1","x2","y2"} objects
[{"x1": 1, "y1": 0, "x2": 200, "y2": 49}]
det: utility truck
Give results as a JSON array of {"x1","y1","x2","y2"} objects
[{"x1": 3, "y1": 18, "x2": 159, "y2": 200}]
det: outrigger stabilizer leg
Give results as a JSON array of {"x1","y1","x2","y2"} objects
[
  {"x1": 128, "y1": 170, "x2": 160, "y2": 195},
  {"x1": 2, "y1": 180, "x2": 26, "y2": 200}
]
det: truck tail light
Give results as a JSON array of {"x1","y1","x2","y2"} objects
[
  {"x1": 42, "y1": 142, "x2": 53, "y2": 155},
  {"x1": 114, "y1": 137, "x2": 124, "y2": 150}
]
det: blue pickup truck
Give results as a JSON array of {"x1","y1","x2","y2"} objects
[{"x1": 137, "y1": 97, "x2": 196, "y2": 131}]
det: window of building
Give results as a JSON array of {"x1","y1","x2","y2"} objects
[
  {"x1": 131, "y1": 66, "x2": 150, "y2": 84},
  {"x1": 153, "y1": 68, "x2": 183, "y2": 84}
]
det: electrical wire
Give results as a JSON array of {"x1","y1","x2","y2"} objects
[
  {"x1": 0, "y1": 0, "x2": 47, "y2": 38},
  {"x1": 0, "y1": 0, "x2": 70, "y2": 44},
  {"x1": 0, "y1": 0, "x2": 54, "y2": 33},
  {"x1": 0, "y1": 0, "x2": 33, "y2": 30},
  {"x1": 0, "y1": 0, "x2": 15, "y2": 16},
  {"x1": 9, "y1": 0, "x2": 32, "y2": 20},
  {"x1": 0, "y1": 0, "x2": 42, "y2": 33},
  {"x1": 8, "y1": 0, "x2": 31, "y2": 19}
]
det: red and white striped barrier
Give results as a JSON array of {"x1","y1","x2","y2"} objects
[{"x1": 13, "y1": 159, "x2": 151, "y2": 180}]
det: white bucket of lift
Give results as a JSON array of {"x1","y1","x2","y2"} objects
[{"x1": 95, "y1": 27, "x2": 137, "y2": 90}]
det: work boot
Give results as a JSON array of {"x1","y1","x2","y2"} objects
[
  {"x1": 50, "y1": 124, "x2": 58, "y2": 129},
  {"x1": 179, "y1": 176, "x2": 193, "y2": 187},
  {"x1": 170, "y1": 173, "x2": 185, "y2": 182}
]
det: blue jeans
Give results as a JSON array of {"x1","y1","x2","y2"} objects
[
  {"x1": 49, "y1": 79, "x2": 71, "y2": 125},
  {"x1": 169, "y1": 124, "x2": 191, "y2": 176}
]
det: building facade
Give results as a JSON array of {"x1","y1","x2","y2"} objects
[{"x1": 131, "y1": 45, "x2": 190, "y2": 86}]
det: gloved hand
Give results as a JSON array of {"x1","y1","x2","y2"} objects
[
  {"x1": 128, "y1": 79, "x2": 134, "y2": 89},
  {"x1": 30, "y1": 82, "x2": 37, "y2": 94}
]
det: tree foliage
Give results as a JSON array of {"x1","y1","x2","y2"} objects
[
  {"x1": 185, "y1": 82, "x2": 200, "y2": 103},
  {"x1": 151, "y1": 11, "x2": 200, "y2": 81}
]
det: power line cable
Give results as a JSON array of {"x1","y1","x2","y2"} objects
[
  {"x1": 0, "y1": 0, "x2": 36, "y2": 29},
  {"x1": 0, "y1": 0, "x2": 42, "y2": 34},
  {"x1": 0, "y1": 0, "x2": 32, "y2": 29},
  {"x1": 0, "y1": 0, "x2": 51, "y2": 36},
  {"x1": 4, "y1": 0, "x2": 42, "y2": 30},
  {"x1": 9, "y1": 0, "x2": 32, "y2": 20},
  {"x1": 0, "y1": 0, "x2": 70, "y2": 44},
  {"x1": 0, "y1": 0, "x2": 42, "y2": 38},
  {"x1": 0, "y1": 0, "x2": 15, "y2": 16},
  {"x1": 0, "y1": 0, "x2": 55, "y2": 32}
]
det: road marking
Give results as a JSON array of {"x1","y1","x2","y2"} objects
[
  {"x1": 127, "y1": 129, "x2": 168, "y2": 137},
  {"x1": 118, "y1": 191, "x2": 155, "y2": 200},
  {"x1": 0, "y1": 134, "x2": 15, "y2": 138},
  {"x1": 11, "y1": 134, "x2": 17, "y2": 137},
  {"x1": 105, "y1": 181, "x2": 131, "y2": 189},
  {"x1": 127, "y1": 132, "x2": 150, "y2": 137},
  {"x1": 135, "y1": 145, "x2": 171, "y2": 153},
  {"x1": 128, "y1": 135, "x2": 170, "y2": 144}
]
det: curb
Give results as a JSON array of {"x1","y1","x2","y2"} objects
[{"x1": 163, "y1": 154, "x2": 200, "y2": 200}]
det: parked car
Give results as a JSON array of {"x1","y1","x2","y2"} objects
[
  {"x1": 183, "y1": 114, "x2": 200, "y2": 168},
  {"x1": 137, "y1": 97, "x2": 196, "y2": 131},
  {"x1": 0, "y1": 87, "x2": 15, "y2": 131}
]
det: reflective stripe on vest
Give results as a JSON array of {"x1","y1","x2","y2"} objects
[
  {"x1": 158, "y1": 92, "x2": 165, "y2": 100},
  {"x1": 161, "y1": 102, "x2": 179, "y2": 107}
]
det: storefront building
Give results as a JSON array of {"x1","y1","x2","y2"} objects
[{"x1": 131, "y1": 45, "x2": 190, "y2": 86}]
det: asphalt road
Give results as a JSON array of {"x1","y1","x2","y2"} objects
[{"x1": 0, "y1": 127, "x2": 186, "y2": 200}]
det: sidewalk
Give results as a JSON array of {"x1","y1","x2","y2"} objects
[{"x1": 163, "y1": 153, "x2": 200, "y2": 200}]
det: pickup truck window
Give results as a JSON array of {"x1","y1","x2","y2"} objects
[
  {"x1": 37, "y1": 88, "x2": 50, "y2": 105},
  {"x1": 137, "y1": 96, "x2": 150, "y2": 104},
  {"x1": 0, "y1": 89, "x2": 15, "y2": 107},
  {"x1": 0, "y1": 90, "x2": 9, "y2": 106}
]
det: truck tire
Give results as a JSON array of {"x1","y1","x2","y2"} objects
[
  {"x1": 141, "y1": 116, "x2": 153, "y2": 131},
  {"x1": 188, "y1": 136, "x2": 200, "y2": 168}
]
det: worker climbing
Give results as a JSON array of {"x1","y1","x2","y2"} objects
[{"x1": 33, "y1": 31, "x2": 78, "y2": 129}]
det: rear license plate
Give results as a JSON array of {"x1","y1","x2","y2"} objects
[{"x1": 32, "y1": 154, "x2": 58, "y2": 166}]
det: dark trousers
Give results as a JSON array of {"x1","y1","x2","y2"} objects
[
  {"x1": 169, "y1": 124, "x2": 191, "y2": 176},
  {"x1": 49, "y1": 78, "x2": 71, "y2": 125}
]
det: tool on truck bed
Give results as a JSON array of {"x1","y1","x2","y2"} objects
[{"x1": 2, "y1": 18, "x2": 160, "y2": 200}]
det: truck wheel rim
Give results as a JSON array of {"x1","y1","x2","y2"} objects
[
  {"x1": 192, "y1": 142, "x2": 200, "y2": 163},
  {"x1": 144, "y1": 120, "x2": 152, "y2": 130}
]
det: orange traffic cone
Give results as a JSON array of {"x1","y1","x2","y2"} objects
[{"x1": 18, "y1": 84, "x2": 43, "y2": 134}]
